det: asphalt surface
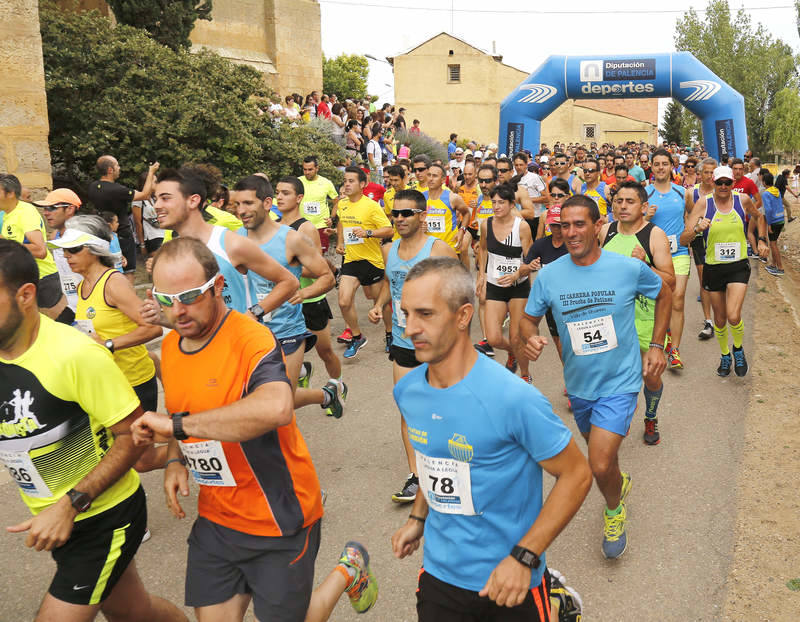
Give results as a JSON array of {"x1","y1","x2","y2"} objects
[{"x1": 0, "y1": 265, "x2": 754, "y2": 621}]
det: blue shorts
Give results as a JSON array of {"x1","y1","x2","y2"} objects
[
  {"x1": 278, "y1": 331, "x2": 317, "y2": 355},
  {"x1": 569, "y1": 392, "x2": 638, "y2": 437}
]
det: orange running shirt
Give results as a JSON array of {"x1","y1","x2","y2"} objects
[
  {"x1": 456, "y1": 183, "x2": 480, "y2": 228},
  {"x1": 162, "y1": 310, "x2": 323, "y2": 537}
]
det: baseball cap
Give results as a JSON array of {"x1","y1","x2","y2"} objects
[
  {"x1": 679, "y1": 154, "x2": 688, "y2": 163},
  {"x1": 540, "y1": 155, "x2": 549, "y2": 163},
  {"x1": 455, "y1": 147, "x2": 464, "y2": 154},
  {"x1": 474, "y1": 150, "x2": 483, "y2": 159},
  {"x1": 47, "y1": 228, "x2": 117, "y2": 258},
  {"x1": 546, "y1": 205, "x2": 562, "y2": 225},
  {"x1": 449, "y1": 160, "x2": 462, "y2": 170},
  {"x1": 713, "y1": 166, "x2": 734, "y2": 181},
  {"x1": 34, "y1": 188, "x2": 81, "y2": 208}
]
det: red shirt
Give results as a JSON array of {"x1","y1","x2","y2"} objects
[
  {"x1": 316, "y1": 101, "x2": 331, "y2": 119},
  {"x1": 733, "y1": 177, "x2": 759, "y2": 199},
  {"x1": 363, "y1": 182, "x2": 386, "y2": 202}
]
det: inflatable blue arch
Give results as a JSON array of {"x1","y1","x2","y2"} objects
[{"x1": 499, "y1": 52, "x2": 747, "y2": 161}]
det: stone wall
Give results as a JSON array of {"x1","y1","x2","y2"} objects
[{"x1": 1, "y1": 0, "x2": 52, "y2": 195}]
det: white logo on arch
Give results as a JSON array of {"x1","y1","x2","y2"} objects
[
  {"x1": 680, "y1": 80, "x2": 721, "y2": 102},
  {"x1": 517, "y1": 83, "x2": 558, "y2": 104}
]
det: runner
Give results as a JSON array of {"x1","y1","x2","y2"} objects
[
  {"x1": 513, "y1": 151, "x2": 550, "y2": 237},
  {"x1": 0, "y1": 174, "x2": 68, "y2": 323},
  {"x1": 731, "y1": 158, "x2": 762, "y2": 257},
  {"x1": 423, "y1": 164, "x2": 471, "y2": 253},
  {"x1": 335, "y1": 166, "x2": 393, "y2": 358},
  {"x1": 759, "y1": 170, "x2": 786, "y2": 276},
  {"x1": 232, "y1": 175, "x2": 345, "y2": 417},
  {"x1": 687, "y1": 157, "x2": 717, "y2": 340},
  {"x1": 477, "y1": 184, "x2": 534, "y2": 381},
  {"x1": 473, "y1": 164, "x2": 498, "y2": 358},
  {"x1": 411, "y1": 155, "x2": 431, "y2": 192},
  {"x1": 681, "y1": 166, "x2": 768, "y2": 377},
  {"x1": 276, "y1": 176, "x2": 347, "y2": 416},
  {"x1": 380, "y1": 163, "x2": 410, "y2": 351},
  {"x1": 579, "y1": 158, "x2": 611, "y2": 221},
  {"x1": 0, "y1": 238, "x2": 187, "y2": 622},
  {"x1": 601, "y1": 181, "x2": 676, "y2": 445},
  {"x1": 645, "y1": 149, "x2": 690, "y2": 370},
  {"x1": 130, "y1": 237, "x2": 378, "y2": 621},
  {"x1": 495, "y1": 157, "x2": 537, "y2": 220},
  {"x1": 521, "y1": 194, "x2": 672, "y2": 558},
  {"x1": 455, "y1": 160, "x2": 480, "y2": 268},
  {"x1": 391, "y1": 256, "x2": 591, "y2": 619},
  {"x1": 299, "y1": 155, "x2": 339, "y2": 256},
  {"x1": 366, "y1": 189, "x2": 457, "y2": 504}
]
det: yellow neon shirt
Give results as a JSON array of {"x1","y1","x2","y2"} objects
[
  {"x1": 300, "y1": 175, "x2": 339, "y2": 228},
  {"x1": 2, "y1": 201, "x2": 58, "y2": 277},
  {"x1": 338, "y1": 195, "x2": 391, "y2": 268}
]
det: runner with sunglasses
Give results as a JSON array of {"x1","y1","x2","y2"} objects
[
  {"x1": 367, "y1": 189, "x2": 457, "y2": 504},
  {"x1": 579, "y1": 158, "x2": 612, "y2": 222},
  {"x1": 38, "y1": 189, "x2": 83, "y2": 316},
  {"x1": 411, "y1": 154, "x2": 431, "y2": 192},
  {"x1": 680, "y1": 166, "x2": 768, "y2": 377},
  {"x1": 473, "y1": 165, "x2": 498, "y2": 358}
]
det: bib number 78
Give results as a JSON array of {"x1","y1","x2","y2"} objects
[{"x1": 428, "y1": 475, "x2": 455, "y2": 494}]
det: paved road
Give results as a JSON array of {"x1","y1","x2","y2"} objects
[{"x1": 0, "y1": 269, "x2": 753, "y2": 621}]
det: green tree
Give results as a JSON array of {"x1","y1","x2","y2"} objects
[
  {"x1": 660, "y1": 101, "x2": 684, "y2": 144},
  {"x1": 322, "y1": 54, "x2": 369, "y2": 100},
  {"x1": 765, "y1": 87, "x2": 800, "y2": 156},
  {"x1": 674, "y1": 0, "x2": 799, "y2": 155},
  {"x1": 106, "y1": 0, "x2": 213, "y2": 51}
]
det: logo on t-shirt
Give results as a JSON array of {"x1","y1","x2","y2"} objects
[
  {"x1": 86, "y1": 306, "x2": 97, "y2": 319},
  {"x1": 1, "y1": 389, "x2": 45, "y2": 438},
  {"x1": 448, "y1": 434, "x2": 473, "y2": 462}
]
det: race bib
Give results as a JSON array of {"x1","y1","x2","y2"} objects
[
  {"x1": 492, "y1": 257, "x2": 521, "y2": 281},
  {"x1": 60, "y1": 274, "x2": 79, "y2": 298},
  {"x1": 667, "y1": 234, "x2": 678, "y2": 254},
  {"x1": 343, "y1": 227, "x2": 364, "y2": 245},
  {"x1": 566, "y1": 314, "x2": 618, "y2": 356},
  {"x1": 304, "y1": 201, "x2": 321, "y2": 216},
  {"x1": 0, "y1": 449, "x2": 52, "y2": 498},
  {"x1": 426, "y1": 215, "x2": 445, "y2": 233},
  {"x1": 714, "y1": 242, "x2": 740, "y2": 262},
  {"x1": 74, "y1": 319, "x2": 95, "y2": 335},
  {"x1": 393, "y1": 299, "x2": 406, "y2": 328},
  {"x1": 180, "y1": 441, "x2": 236, "y2": 487},
  {"x1": 416, "y1": 451, "x2": 476, "y2": 515}
]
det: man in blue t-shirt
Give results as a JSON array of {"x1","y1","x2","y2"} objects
[
  {"x1": 391, "y1": 256, "x2": 591, "y2": 620},
  {"x1": 521, "y1": 195, "x2": 671, "y2": 560}
]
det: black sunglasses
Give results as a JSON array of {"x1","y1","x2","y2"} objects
[
  {"x1": 64, "y1": 245, "x2": 86, "y2": 254},
  {"x1": 684, "y1": 164, "x2": 695, "y2": 169},
  {"x1": 391, "y1": 208, "x2": 424, "y2": 218},
  {"x1": 497, "y1": 167, "x2": 511, "y2": 173},
  {"x1": 714, "y1": 179, "x2": 733, "y2": 186},
  {"x1": 42, "y1": 202, "x2": 73, "y2": 212},
  {"x1": 550, "y1": 192, "x2": 568, "y2": 199},
  {"x1": 583, "y1": 168, "x2": 598, "y2": 173},
  {"x1": 478, "y1": 178, "x2": 495, "y2": 184},
  {"x1": 414, "y1": 167, "x2": 427, "y2": 173}
]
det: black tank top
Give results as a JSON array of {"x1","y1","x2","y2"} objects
[{"x1": 601, "y1": 221, "x2": 655, "y2": 266}]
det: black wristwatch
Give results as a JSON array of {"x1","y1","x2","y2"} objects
[
  {"x1": 249, "y1": 303, "x2": 266, "y2": 320},
  {"x1": 510, "y1": 545, "x2": 541, "y2": 569},
  {"x1": 67, "y1": 488, "x2": 92, "y2": 513},
  {"x1": 104, "y1": 339, "x2": 115, "y2": 353},
  {"x1": 758, "y1": 236, "x2": 767, "y2": 243},
  {"x1": 366, "y1": 229, "x2": 373, "y2": 238},
  {"x1": 171, "y1": 411, "x2": 190, "y2": 441}
]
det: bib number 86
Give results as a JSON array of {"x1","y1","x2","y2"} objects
[{"x1": 428, "y1": 476, "x2": 454, "y2": 494}]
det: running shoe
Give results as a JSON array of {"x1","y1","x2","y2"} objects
[
  {"x1": 321, "y1": 489, "x2": 327, "y2": 506},
  {"x1": 521, "y1": 375, "x2": 532, "y2": 384},
  {"x1": 746, "y1": 244, "x2": 754, "y2": 258},
  {"x1": 505, "y1": 353, "x2": 518, "y2": 374},
  {"x1": 620, "y1": 471, "x2": 632, "y2": 504},
  {"x1": 547, "y1": 568, "x2": 584, "y2": 622},
  {"x1": 698, "y1": 321, "x2": 713, "y2": 340},
  {"x1": 339, "y1": 541, "x2": 378, "y2": 613},
  {"x1": 759, "y1": 255, "x2": 768, "y2": 264},
  {"x1": 385, "y1": 332, "x2": 392, "y2": 353},
  {"x1": 717, "y1": 353, "x2": 732, "y2": 377},
  {"x1": 602, "y1": 504, "x2": 628, "y2": 559},
  {"x1": 298, "y1": 361, "x2": 313, "y2": 389},
  {"x1": 474, "y1": 339, "x2": 495, "y2": 357},
  {"x1": 732, "y1": 345, "x2": 748, "y2": 377},
  {"x1": 141, "y1": 528, "x2": 151, "y2": 544},
  {"x1": 667, "y1": 346, "x2": 683, "y2": 370},
  {"x1": 322, "y1": 381, "x2": 345, "y2": 418},
  {"x1": 391, "y1": 473, "x2": 419, "y2": 503},
  {"x1": 643, "y1": 418, "x2": 660, "y2": 445},
  {"x1": 337, "y1": 327, "x2": 353, "y2": 344},
  {"x1": 344, "y1": 334, "x2": 367, "y2": 358},
  {"x1": 664, "y1": 331, "x2": 673, "y2": 357},
  {"x1": 765, "y1": 264, "x2": 783, "y2": 276}
]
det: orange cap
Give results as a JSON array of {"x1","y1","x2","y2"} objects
[{"x1": 34, "y1": 188, "x2": 81, "y2": 208}]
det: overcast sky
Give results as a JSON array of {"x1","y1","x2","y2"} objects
[{"x1": 318, "y1": 0, "x2": 799, "y2": 126}]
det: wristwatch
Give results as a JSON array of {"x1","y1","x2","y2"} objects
[
  {"x1": 67, "y1": 489, "x2": 92, "y2": 513},
  {"x1": 758, "y1": 236, "x2": 767, "y2": 243},
  {"x1": 510, "y1": 545, "x2": 541, "y2": 569},
  {"x1": 249, "y1": 303, "x2": 266, "y2": 321},
  {"x1": 104, "y1": 339, "x2": 115, "y2": 353},
  {"x1": 171, "y1": 411, "x2": 190, "y2": 441},
  {"x1": 366, "y1": 229, "x2": 373, "y2": 238}
]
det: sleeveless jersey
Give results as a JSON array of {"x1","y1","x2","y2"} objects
[
  {"x1": 244, "y1": 225, "x2": 305, "y2": 339},
  {"x1": 386, "y1": 236, "x2": 436, "y2": 349},
  {"x1": 424, "y1": 189, "x2": 459, "y2": 250},
  {"x1": 288, "y1": 217, "x2": 326, "y2": 304},
  {"x1": 77, "y1": 269, "x2": 155, "y2": 387},
  {"x1": 485, "y1": 217, "x2": 527, "y2": 287},
  {"x1": 703, "y1": 193, "x2": 748, "y2": 266},
  {"x1": 580, "y1": 182, "x2": 608, "y2": 217},
  {"x1": 646, "y1": 183, "x2": 687, "y2": 256},
  {"x1": 762, "y1": 186, "x2": 784, "y2": 225},
  {"x1": 474, "y1": 194, "x2": 494, "y2": 234},
  {"x1": 207, "y1": 225, "x2": 250, "y2": 313}
]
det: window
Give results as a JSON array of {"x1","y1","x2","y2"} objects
[
  {"x1": 583, "y1": 124, "x2": 597, "y2": 140},
  {"x1": 447, "y1": 64, "x2": 461, "y2": 83}
]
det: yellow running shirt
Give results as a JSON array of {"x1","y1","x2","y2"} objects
[
  {"x1": 338, "y1": 195, "x2": 391, "y2": 268},
  {"x1": 2, "y1": 201, "x2": 58, "y2": 278},
  {"x1": 424, "y1": 189, "x2": 459, "y2": 250},
  {"x1": 300, "y1": 175, "x2": 339, "y2": 228},
  {"x1": 77, "y1": 270, "x2": 155, "y2": 388},
  {"x1": 0, "y1": 316, "x2": 140, "y2": 519},
  {"x1": 382, "y1": 184, "x2": 409, "y2": 241}
]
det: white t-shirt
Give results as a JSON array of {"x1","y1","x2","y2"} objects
[
  {"x1": 366, "y1": 139, "x2": 382, "y2": 171},
  {"x1": 133, "y1": 198, "x2": 165, "y2": 242},
  {"x1": 518, "y1": 172, "x2": 546, "y2": 199}
]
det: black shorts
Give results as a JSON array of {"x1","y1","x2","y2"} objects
[
  {"x1": 133, "y1": 375, "x2": 158, "y2": 412},
  {"x1": 467, "y1": 226, "x2": 479, "y2": 241},
  {"x1": 390, "y1": 344, "x2": 421, "y2": 368},
  {"x1": 526, "y1": 217, "x2": 540, "y2": 239},
  {"x1": 545, "y1": 309, "x2": 559, "y2": 338},
  {"x1": 144, "y1": 237, "x2": 164, "y2": 254},
  {"x1": 690, "y1": 235, "x2": 706, "y2": 266},
  {"x1": 769, "y1": 223, "x2": 784, "y2": 242},
  {"x1": 417, "y1": 569, "x2": 552, "y2": 622},
  {"x1": 703, "y1": 259, "x2": 751, "y2": 292},
  {"x1": 49, "y1": 486, "x2": 147, "y2": 605},
  {"x1": 37, "y1": 272, "x2": 63, "y2": 309},
  {"x1": 302, "y1": 298, "x2": 333, "y2": 332},
  {"x1": 341, "y1": 259, "x2": 384, "y2": 286},
  {"x1": 185, "y1": 517, "x2": 321, "y2": 621},
  {"x1": 118, "y1": 233, "x2": 136, "y2": 273},
  {"x1": 486, "y1": 280, "x2": 531, "y2": 302}
]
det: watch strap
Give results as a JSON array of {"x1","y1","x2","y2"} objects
[
  {"x1": 172, "y1": 411, "x2": 189, "y2": 441},
  {"x1": 510, "y1": 544, "x2": 541, "y2": 569},
  {"x1": 67, "y1": 488, "x2": 92, "y2": 513}
]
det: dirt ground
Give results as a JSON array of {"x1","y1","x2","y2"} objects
[{"x1": 722, "y1": 199, "x2": 800, "y2": 620}]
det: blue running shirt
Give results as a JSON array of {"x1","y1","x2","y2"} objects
[
  {"x1": 386, "y1": 236, "x2": 436, "y2": 349},
  {"x1": 525, "y1": 251, "x2": 662, "y2": 400},
  {"x1": 393, "y1": 354, "x2": 571, "y2": 592},
  {"x1": 647, "y1": 183, "x2": 687, "y2": 256}
]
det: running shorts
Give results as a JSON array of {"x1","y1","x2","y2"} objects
[
  {"x1": 133, "y1": 375, "x2": 158, "y2": 412},
  {"x1": 144, "y1": 237, "x2": 164, "y2": 254},
  {"x1": 672, "y1": 254, "x2": 691, "y2": 276},
  {"x1": 467, "y1": 226, "x2": 479, "y2": 241},
  {"x1": 768, "y1": 223, "x2": 784, "y2": 242},
  {"x1": 279, "y1": 332, "x2": 317, "y2": 356},
  {"x1": 569, "y1": 392, "x2": 638, "y2": 437},
  {"x1": 486, "y1": 280, "x2": 531, "y2": 303},
  {"x1": 37, "y1": 272, "x2": 63, "y2": 309},
  {"x1": 690, "y1": 236, "x2": 705, "y2": 266},
  {"x1": 302, "y1": 298, "x2": 333, "y2": 332},
  {"x1": 417, "y1": 568, "x2": 552, "y2": 622},
  {"x1": 341, "y1": 259, "x2": 384, "y2": 286},
  {"x1": 390, "y1": 344, "x2": 421, "y2": 368},
  {"x1": 118, "y1": 234, "x2": 137, "y2": 274},
  {"x1": 186, "y1": 517, "x2": 321, "y2": 621},
  {"x1": 49, "y1": 486, "x2": 146, "y2": 605},
  {"x1": 545, "y1": 309, "x2": 559, "y2": 338},
  {"x1": 702, "y1": 259, "x2": 750, "y2": 292},
  {"x1": 318, "y1": 228, "x2": 330, "y2": 254}
]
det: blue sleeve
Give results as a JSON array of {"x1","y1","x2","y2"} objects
[
  {"x1": 636, "y1": 260, "x2": 662, "y2": 299},
  {"x1": 110, "y1": 235, "x2": 121, "y2": 253},
  {"x1": 507, "y1": 385, "x2": 572, "y2": 462},
  {"x1": 524, "y1": 268, "x2": 550, "y2": 317},
  {"x1": 236, "y1": 227, "x2": 247, "y2": 237}
]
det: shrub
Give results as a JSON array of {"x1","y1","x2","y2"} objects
[{"x1": 395, "y1": 129, "x2": 448, "y2": 163}]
